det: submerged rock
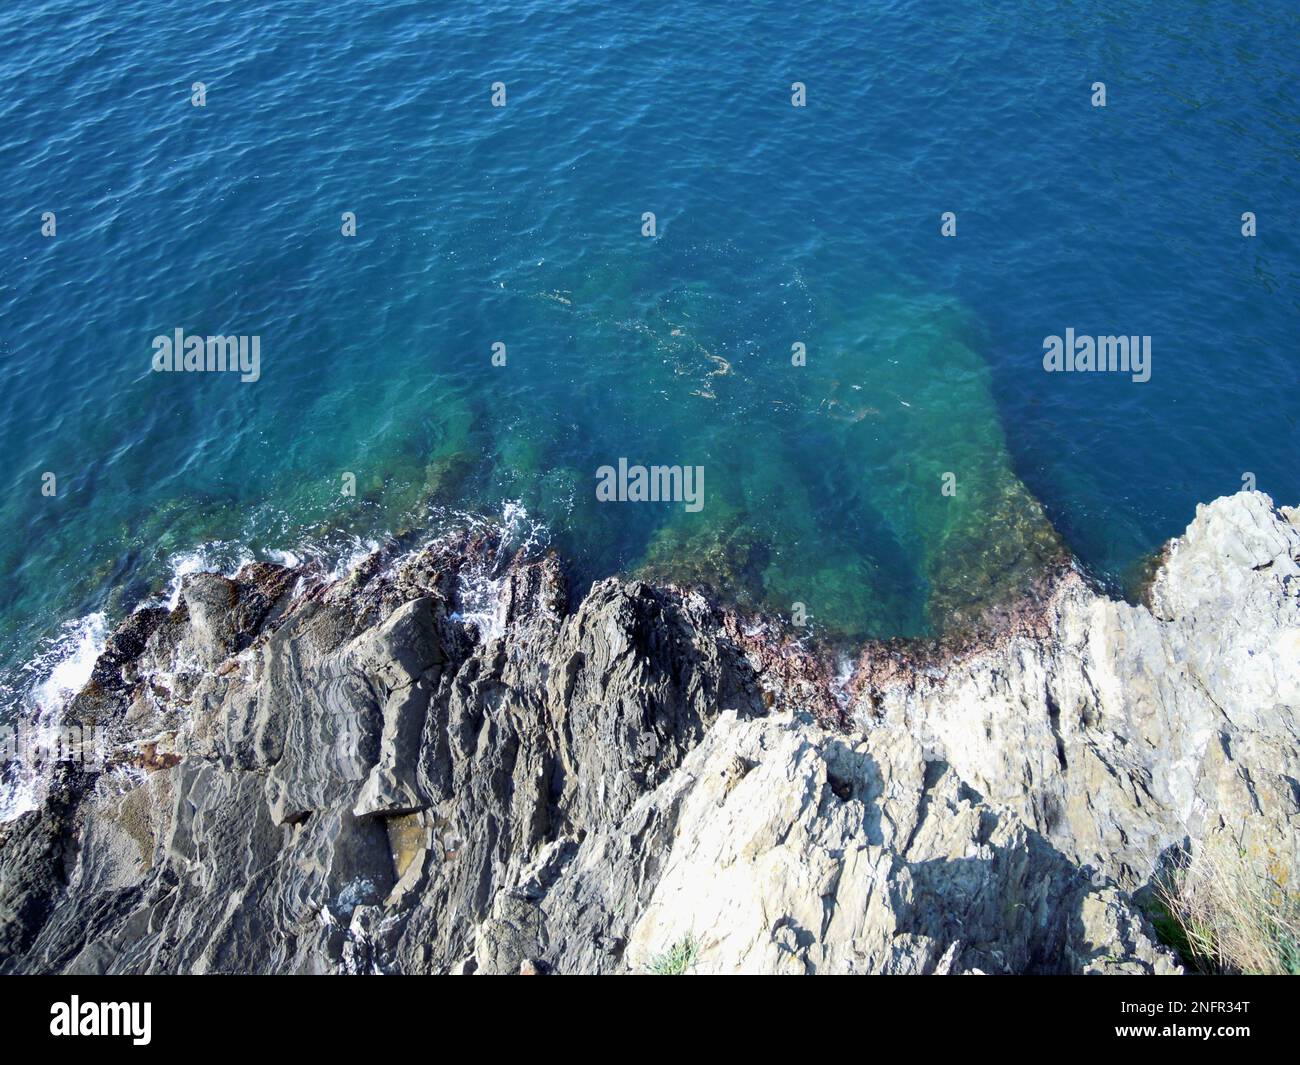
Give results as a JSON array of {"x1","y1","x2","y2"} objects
[{"x1": 0, "y1": 492, "x2": 1295, "y2": 974}]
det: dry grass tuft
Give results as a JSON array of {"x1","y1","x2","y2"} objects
[{"x1": 1155, "y1": 841, "x2": 1300, "y2": 975}]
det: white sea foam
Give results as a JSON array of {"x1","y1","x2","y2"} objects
[
  {"x1": 325, "y1": 536, "x2": 382, "y2": 582},
  {"x1": 31, "y1": 612, "x2": 107, "y2": 712},
  {"x1": 266, "y1": 548, "x2": 302, "y2": 569},
  {"x1": 830, "y1": 652, "x2": 856, "y2": 709},
  {"x1": 449, "y1": 502, "x2": 549, "y2": 641},
  {"x1": 139, "y1": 540, "x2": 256, "y2": 612},
  {"x1": 0, "y1": 612, "x2": 108, "y2": 823}
]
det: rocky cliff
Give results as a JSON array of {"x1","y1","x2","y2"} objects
[{"x1": 1, "y1": 491, "x2": 1297, "y2": 974}]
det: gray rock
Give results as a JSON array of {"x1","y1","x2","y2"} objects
[
  {"x1": 860, "y1": 491, "x2": 1300, "y2": 891},
  {"x1": 1, "y1": 493, "x2": 1295, "y2": 974}
]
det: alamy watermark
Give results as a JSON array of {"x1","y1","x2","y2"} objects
[
  {"x1": 50, "y1": 997, "x2": 151, "y2": 1045},
  {"x1": 1042, "y1": 329, "x2": 1150, "y2": 383},
  {"x1": 595, "y1": 459, "x2": 704, "y2": 512},
  {"x1": 1, "y1": 723, "x2": 107, "y2": 769},
  {"x1": 152, "y1": 329, "x2": 261, "y2": 382}
]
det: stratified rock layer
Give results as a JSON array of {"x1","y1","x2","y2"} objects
[{"x1": 1, "y1": 492, "x2": 1296, "y2": 974}]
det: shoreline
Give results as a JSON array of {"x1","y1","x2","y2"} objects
[{"x1": 1, "y1": 490, "x2": 1297, "y2": 973}]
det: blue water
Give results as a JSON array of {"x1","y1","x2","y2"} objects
[{"x1": 1, "y1": 0, "x2": 1297, "y2": 713}]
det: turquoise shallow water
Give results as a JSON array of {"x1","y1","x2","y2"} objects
[{"x1": 0, "y1": 1, "x2": 1297, "y2": 717}]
